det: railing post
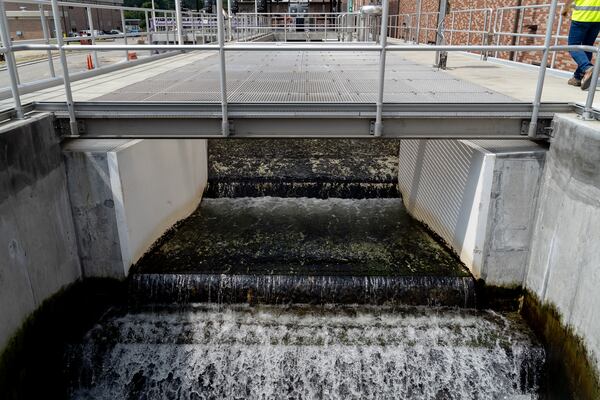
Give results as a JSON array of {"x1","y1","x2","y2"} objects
[
  {"x1": 50, "y1": 0, "x2": 78, "y2": 135},
  {"x1": 582, "y1": 48, "x2": 600, "y2": 120},
  {"x1": 216, "y1": 0, "x2": 230, "y2": 136},
  {"x1": 528, "y1": 0, "x2": 558, "y2": 138},
  {"x1": 175, "y1": 0, "x2": 184, "y2": 44},
  {"x1": 0, "y1": 0, "x2": 24, "y2": 119},
  {"x1": 121, "y1": 9, "x2": 129, "y2": 60},
  {"x1": 39, "y1": 4, "x2": 56, "y2": 78},
  {"x1": 227, "y1": 0, "x2": 233, "y2": 41},
  {"x1": 374, "y1": 0, "x2": 389, "y2": 137},
  {"x1": 551, "y1": 5, "x2": 564, "y2": 69},
  {"x1": 415, "y1": 0, "x2": 422, "y2": 43},
  {"x1": 86, "y1": 7, "x2": 99, "y2": 68},
  {"x1": 145, "y1": 11, "x2": 151, "y2": 46}
]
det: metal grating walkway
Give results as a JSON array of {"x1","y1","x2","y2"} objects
[{"x1": 93, "y1": 51, "x2": 516, "y2": 103}]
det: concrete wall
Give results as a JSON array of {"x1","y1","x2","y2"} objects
[
  {"x1": 398, "y1": 139, "x2": 545, "y2": 287},
  {"x1": 525, "y1": 114, "x2": 600, "y2": 379},
  {"x1": 0, "y1": 114, "x2": 81, "y2": 353},
  {"x1": 63, "y1": 139, "x2": 208, "y2": 278}
]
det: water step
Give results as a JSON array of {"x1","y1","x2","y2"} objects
[
  {"x1": 67, "y1": 304, "x2": 545, "y2": 399},
  {"x1": 204, "y1": 139, "x2": 401, "y2": 198},
  {"x1": 132, "y1": 197, "x2": 474, "y2": 306}
]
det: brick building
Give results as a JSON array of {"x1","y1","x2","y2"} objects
[
  {"x1": 344, "y1": 0, "x2": 578, "y2": 73},
  {"x1": 5, "y1": 0, "x2": 123, "y2": 41}
]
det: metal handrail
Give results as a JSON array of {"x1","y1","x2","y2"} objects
[{"x1": 0, "y1": 0, "x2": 597, "y2": 139}]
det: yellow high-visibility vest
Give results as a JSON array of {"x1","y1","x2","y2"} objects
[{"x1": 572, "y1": 0, "x2": 600, "y2": 22}]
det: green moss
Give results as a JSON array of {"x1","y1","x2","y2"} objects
[
  {"x1": 0, "y1": 278, "x2": 126, "y2": 400},
  {"x1": 521, "y1": 291, "x2": 600, "y2": 400}
]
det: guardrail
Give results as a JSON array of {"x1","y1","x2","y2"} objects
[{"x1": 0, "y1": 0, "x2": 598, "y2": 139}]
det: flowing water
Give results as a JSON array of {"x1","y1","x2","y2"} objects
[
  {"x1": 67, "y1": 304, "x2": 544, "y2": 400},
  {"x1": 64, "y1": 140, "x2": 548, "y2": 399}
]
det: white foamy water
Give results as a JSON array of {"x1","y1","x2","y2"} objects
[{"x1": 68, "y1": 304, "x2": 544, "y2": 400}]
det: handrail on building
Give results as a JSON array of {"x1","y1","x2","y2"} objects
[{"x1": 0, "y1": 0, "x2": 599, "y2": 138}]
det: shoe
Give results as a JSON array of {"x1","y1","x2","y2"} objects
[
  {"x1": 581, "y1": 67, "x2": 594, "y2": 90},
  {"x1": 568, "y1": 77, "x2": 582, "y2": 87}
]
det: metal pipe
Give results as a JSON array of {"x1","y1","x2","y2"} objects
[
  {"x1": 86, "y1": 6, "x2": 99, "y2": 68},
  {"x1": 551, "y1": 6, "x2": 564, "y2": 68},
  {"x1": 415, "y1": 0, "x2": 421, "y2": 43},
  {"x1": 227, "y1": 0, "x2": 233, "y2": 41},
  {"x1": 121, "y1": 9, "x2": 128, "y2": 60},
  {"x1": 583, "y1": 48, "x2": 600, "y2": 120},
  {"x1": 151, "y1": 0, "x2": 156, "y2": 33},
  {"x1": 0, "y1": 0, "x2": 24, "y2": 119},
  {"x1": 528, "y1": 0, "x2": 558, "y2": 138},
  {"x1": 145, "y1": 10, "x2": 151, "y2": 47},
  {"x1": 175, "y1": 0, "x2": 184, "y2": 44},
  {"x1": 50, "y1": 0, "x2": 78, "y2": 135},
  {"x1": 216, "y1": 0, "x2": 229, "y2": 136},
  {"x1": 39, "y1": 4, "x2": 56, "y2": 78},
  {"x1": 374, "y1": 0, "x2": 389, "y2": 137},
  {"x1": 11, "y1": 42, "x2": 564, "y2": 52}
]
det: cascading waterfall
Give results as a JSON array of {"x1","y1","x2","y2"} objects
[
  {"x1": 64, "y1": 139, "x2": 548, "y2": 399},
  {"x1": 67, "y1": 305, "x2": 545, "y2": 400}
]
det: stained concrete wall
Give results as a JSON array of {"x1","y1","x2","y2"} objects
[
  {"x1": 0, "y1": 113, "x2": 81, "y2": 353},
  {"x1": 398, "y1": 139, "x2": 546, "y2": 287},
  {"x1": 525, "y1": 114, "x2": 600, "y2": 379},
  {"x1": 63, "y1": 139, "x2": 208, "y2": 278}
]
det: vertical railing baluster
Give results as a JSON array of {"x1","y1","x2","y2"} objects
[
  {"x1": 175, "y1": 0, "x2": 184, "y2": 44},
  {"x1": 87, "y1": 7, "x2": 99, "y2": 68},
  {"x1": 582, "y1": 48, "x2": 600, "y2": 120},
  {"x1": 50, "y1": 0, "x2": 78, "y2": 135},
  {"x1": 39, "y1": 4, "x2": 56, "y2": 77},
  {"x1": 0, "y1": 0, "x2": 24, "y2": 119},
  {"x1": 145, "y1": 10, "x2": 151, "y2": 48},
  {"x1": 216, "y1": 0, "x2": 230, "y2": 136},
  {"x1": 374, "y1": 0, "x2": 389, "y2": 137},
  {"x1": 528, "y1": 0, "x2": 559, "y2": 137},
  {"x1": 121, "y1": 9, "x2": 128, "y2": 60}
]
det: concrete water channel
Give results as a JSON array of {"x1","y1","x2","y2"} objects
[{"x1": 2, "y1": 1, "x2": 600, "y2": 398}]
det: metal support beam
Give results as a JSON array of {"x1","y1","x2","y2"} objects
[
  {"x1": 35, "y1": 100, "x2": 570, "y2": 139},
  {"x1": 50, "y1": 0, "x2": 78, "y2": 135},
  {"x1": 216, "y1": 0, "x2": 230, "y2": 136},
  {"x1": 0, "y1": 0, "x2": 24, "y2": 119},
  {"x1": 528, "y1": 0, "x2": 558, "y2": 137},
  {"x1": 374, "y1": 0, "x2": 390, "y2": 137}
]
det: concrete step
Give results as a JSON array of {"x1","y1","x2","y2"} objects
[
  {"x1": 205, "y1": 139, "x2": 401, "y2": 198},
  {"x1": 131, "y1": 197, "x2": 473, "y2": 306}
]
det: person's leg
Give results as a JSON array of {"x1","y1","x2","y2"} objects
[
  {"x1": 569, "y1": 21, "x2": 594, "y2": 79},
  {"x1": 584, "y1": 22, "x2": 600, "y2": 60}
]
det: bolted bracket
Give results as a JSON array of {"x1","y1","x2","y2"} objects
[
  {"x1": 53, "y1": 117, "x2": 85, "y2": 137},
  {"x1": 520, "y1": 119, "x2": 552, "y2": 138}
]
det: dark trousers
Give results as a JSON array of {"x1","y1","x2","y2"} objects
[{"x1": 568, "y1": 20, "x2": 600, "y2": 79}]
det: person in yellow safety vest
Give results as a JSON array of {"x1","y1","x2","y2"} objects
[{"x1": 563, "y1": 0, "x2": 600, "y2": 89}]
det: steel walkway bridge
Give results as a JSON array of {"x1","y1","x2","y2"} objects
[{"x1": 0, "y1": 0, "x2": 598, "y2": 139}]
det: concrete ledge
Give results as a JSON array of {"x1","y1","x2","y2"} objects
[
  {"x1": 63, "y1": 139, "x2": 208, "y2": 278},
  {"x1": 0, "y1": 113, "x2": 81, "y2": 353},
  {"x1": 525, "y1": 113, "x2": 600, "y2": 384},
  {"x1": 398, "y1": 139, "x2": 546, "y2": 287}
]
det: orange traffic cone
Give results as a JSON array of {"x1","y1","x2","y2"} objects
[
  {"x1": 86, "y1": 54, "x2": 94, "y2": 70},
  {"x1": 127, "y1": 51, "x2": 137, "y2": 61}
]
